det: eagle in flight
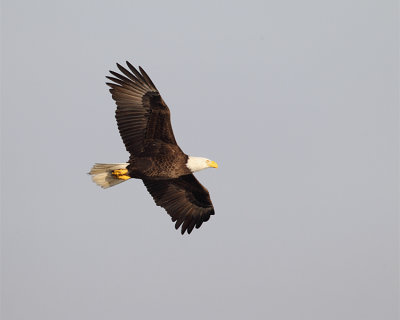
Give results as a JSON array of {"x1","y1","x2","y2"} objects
[{"x1": 89, "y1": 62, "x2": 218, "y2": 235}]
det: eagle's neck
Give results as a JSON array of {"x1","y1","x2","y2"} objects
[{"x1": 186, "y1": 156, "x2": 209, "y2": 173}]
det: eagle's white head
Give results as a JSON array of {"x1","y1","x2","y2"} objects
[{"x1": 186, "y1": 156, "x2": 218, "y2": 173}]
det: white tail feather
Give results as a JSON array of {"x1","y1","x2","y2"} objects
[{"x1": 89, "y1": 163, "x2": 129, "y2": 189}]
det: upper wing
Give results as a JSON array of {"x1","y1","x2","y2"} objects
[
  {"x1": 106, "y1": 61, "x2": 177, "y2": 156},
  {"x1": 143, "y1": 174, "x2": 215, "y2": 234}
]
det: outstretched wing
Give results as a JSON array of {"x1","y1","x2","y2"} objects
[
  {"x1": 106, "y1": 61, "x2": 177, "y2": 156},
  {"x1": 143, "y1": 174, "x2": 215, "y2": 234}
]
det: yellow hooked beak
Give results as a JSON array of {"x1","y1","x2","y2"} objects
[{"x1": 208, "y1": 160, "x2": 218, "y2": 169}]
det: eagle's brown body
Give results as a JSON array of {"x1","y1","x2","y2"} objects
[
  {"x1": 127, "y1": 144, "x2": 190, "y2": 180},
  {"x1": 89, "y1": 62, "x2": 217, "y2": 234}
]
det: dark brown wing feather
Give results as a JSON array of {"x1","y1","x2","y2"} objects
[
  {"x1": 143, "y1": 174, "x2": 215, "y2": 234},
  {"x1": 106, "y1": 61, "x2": 177, "y2": 156}
]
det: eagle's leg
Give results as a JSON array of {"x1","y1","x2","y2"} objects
[{"x1": 112, "y1": 169, "x2": 131, "y2": 180}]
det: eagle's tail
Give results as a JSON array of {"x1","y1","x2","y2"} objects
[{"x1": 88, "y1": 163, "x2": 130, "y2": 189}]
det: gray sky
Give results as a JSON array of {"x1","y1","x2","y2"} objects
[{"x1": 1, "y1": 1, "x2": 398, "y2": 319}]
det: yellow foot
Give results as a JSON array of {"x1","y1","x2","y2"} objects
[
  {"x1": 113, "y1": 169, "x2": 128, "y2": 175},
  {"x1": 112, "y1": 169, "x2": 130, "y2": 180}
]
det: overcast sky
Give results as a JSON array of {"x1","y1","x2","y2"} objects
[{"x1": 1, "y1": 1, "x2": 398, "y2": 319}]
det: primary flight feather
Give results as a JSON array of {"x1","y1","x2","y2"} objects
[{"x1": 89, "y1": 61, "x2": 218, "y2": 235}]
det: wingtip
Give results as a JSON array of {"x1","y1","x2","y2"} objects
[
  {"x1": 106, "y1": 76, "x2": 115, "y2": 84},
  {"x1": 138, "y1": 66, "x2": 146, "y2": 76},
  {"x1": 126, "y1": 60, "x2": 135, "y2": 68},
  {"x1": 116, "y1": 63, "x2": 124, "y2": 72}
]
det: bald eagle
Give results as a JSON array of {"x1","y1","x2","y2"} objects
[{"x1": 89, "y1": 62, "x2": 218, "y2": 235}]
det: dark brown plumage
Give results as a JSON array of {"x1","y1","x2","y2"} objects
[
  {"x1": 143, "y1": 175, "x2": 214, "y2": 235},
  {"x1": 89, "y1": 61, "x2": 216, "y2": 234}
]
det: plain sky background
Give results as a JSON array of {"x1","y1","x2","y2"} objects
[{"x1": 1, "y1": 1, "x2": 398, "y2": 319}]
